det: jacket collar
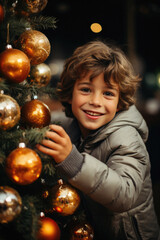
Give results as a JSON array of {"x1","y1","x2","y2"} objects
[{"x1": 66, "y1": 105, "x2": 148, "y2": 149}]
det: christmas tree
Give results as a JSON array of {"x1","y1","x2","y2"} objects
[{"x1": 0, "y1": 1, "x2": 94, "y2": 239}]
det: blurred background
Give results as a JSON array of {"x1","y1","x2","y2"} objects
[{"x1": 42, "y1": 0, "x2": 160, "y2": 183}]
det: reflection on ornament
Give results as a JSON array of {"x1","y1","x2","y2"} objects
[
  {"x1": 5, "y1": 145, "x2": 42, "y2": 185},
  {"x1": 0, "y1": 48, "x2": 30, "y2": 83},
  {"x1": 21, "y1": 99, "x2": 51, "y2": 128},
  {"x1": 49, "y1": 180, "x2": 80, "y2": 216},
  {"x1": 0, "y1": 4, "x2": 4, "y2": 22},
  {"x1": 70, "y1": 222, "x2": 94, "y2": 240},
  {"x1": 0, "y1": 186, "x2": 22, "y2": 223},
  {"x1": 37, "y1": 216, "x2": 61, "y2": 240},
  {"x1": 17, "y1": 30, "x2": 51, "y2": 65},
  {"x1": 27, "y1": 63, "x2": 51, "y2": 87},
  {"x1": 42, "y1": 190, "x2": 49, "y2": 199},
  {"x1": 0, "y1": 94, "x2": 20, "y2": 130},
  {"x1": 25, "y1": 0, "x2": 48, "y2": 13}
]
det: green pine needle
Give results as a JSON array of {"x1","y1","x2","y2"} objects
[{"x1": 30, "y1": 15, "x2": 57, "y2": 30}]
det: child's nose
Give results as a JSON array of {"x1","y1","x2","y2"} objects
[{"x1": 89, "y1": 93, "x2": 102, "y2": 106}]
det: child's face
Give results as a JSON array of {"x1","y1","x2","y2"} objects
[{"x1": 69, "y1": 71, "x2": 119, "y2": 137}]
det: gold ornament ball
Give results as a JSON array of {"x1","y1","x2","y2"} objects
[
  {"x1": 0, "y1": 48, "x2": 30, "y2": 83},
  {"x1": 49, "y1": 181, "x2": 80, "y2": 216},
  {"x1": 37, "y1": 216, "x2": 61, "y2": 240},
  {"x1": 21, "y1": 99, "x2": 51, "y2": 128},
  {"x1": 70, "y1": 222, "x2": 94, "y2": 240},
  {"x1": 0, "y1": 186, "x2": 22, "y2": 223},
  {"x1": 27, "y1": 63, "x2": 51, "y2": 87},
  {"x1": 5, "y1": 146, "x2": 42, "y2": 185},
  {"x1": 25, "y1": 0, "x2": 48, "y2": 13},
  {"x1": 0, "y1": 94, "x2": 20, "y2": 130},
  {"x1": 17, "y1": 30, "x2": 51, "y2": 65}
]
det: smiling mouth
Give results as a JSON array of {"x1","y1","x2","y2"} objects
[{"x1": 83, "y1": 110, "x2": 104, "y2": 116}]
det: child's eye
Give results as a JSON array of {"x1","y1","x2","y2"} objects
[
  {"x1": 80, "y1": 87, "x2": 91, "y2": 93},
  {"x1": 104, "y1": 91, "x2": 114, "y2": 97}
]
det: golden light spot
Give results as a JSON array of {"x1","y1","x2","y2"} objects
[{"x1": 90, "y1": 23, "x2": 102, "y2": 33}]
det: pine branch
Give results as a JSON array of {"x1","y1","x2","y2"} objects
[
  {"x1": 0, "y1": 126, "x2": 49, "y2": 157},
  {"x1": 0, "y1": 18, "x2": 31, "y2": 47},
  {"x1": 0, "y1": 79, "x2": 9, "y2": 91},
  {"x1": 0, "y1": 81, "x2": 57, "y2": 105},
  {"x1": 25, "y1": 126, "x2": 50, "y2": 145},
  {"x1": 14, "y1": 195, "x2": 42, "y2": 240},
  {"x1": 8, "y1": 17, "x2": 31, "y2": 35},
  {"x1": 39, "y1": 86, "x2": 57, "y2": 99},
  {"x1": 42, "y1": 156, "x2": 56, "y2": 176},
  {"x1": 0, "y1": 151, "x2": 5, "y2": 164},
  {"x1": 30, "y1": 15, "x2": 57, "y2": 30}
]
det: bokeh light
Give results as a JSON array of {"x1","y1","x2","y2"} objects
[{"x1": 90, "y1": 23, "x2": 102, "y2": 33}]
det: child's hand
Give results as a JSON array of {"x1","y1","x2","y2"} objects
[{"x1": 36, "y1": 124, "x2": 72, "y2": 163}]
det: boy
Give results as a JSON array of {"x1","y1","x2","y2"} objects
[{"x1": 37, "y1": 40, "x2": 160, "y2": 239}]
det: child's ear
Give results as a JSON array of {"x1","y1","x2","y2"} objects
[
  {"x1": 116, "y1": 102, "x2": 121, "y2": 112},
  {"x1": 116, "y1": 105, "x2": 120, "y2": 112}
]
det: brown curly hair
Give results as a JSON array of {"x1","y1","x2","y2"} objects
[{"x1": 57, "y1": 40, "x2": 141, "y2": 117}]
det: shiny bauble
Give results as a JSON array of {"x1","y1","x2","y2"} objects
[
  {"x1": 27, "y1": 63, "x2": 51, "y2": 87},
  {"x1": 0, "y1": 4, "x2": 4, "y2": 22},
  {"x1": 0, "y1": 186, "x2": 22, "y2": 223},
  {"x1": 21, "y1": 99, "x2": 51, "y2": 128},
  {"x1": 70, "y1": 222, "x2": 94, "y2": 240},
  {"x1": 37, "y1": 216, "x2": 61, "y2": 240},
  {"x1": 5, "y1": 145, "x2": 42, "y2": 185},
  {"x1": 0, "y1": 94, "x2": 20, "y2": 130},
  {"x1": 0, "y1": 48, "x2": 30, "y2": 83},
  {"x1": 17, "y1": 30, "x2": 51, "y2": 65},
  {"x1": 48, "y1": 180, "x2": 80, "y2": 216},
  {"x1": 25, "y1": 0, "x2": 48, "y2": 13}
]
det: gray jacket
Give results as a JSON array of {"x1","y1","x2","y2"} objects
[{"x1": 56, "y1": 105, "x2": 160, "y2": 239}]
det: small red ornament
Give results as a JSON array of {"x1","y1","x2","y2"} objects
[
  {"x1": 37, "y1": 216, "x2": 61, "y2": 240},
  {"x1": 21, "y1": 99, "x2": 51, "y2": 128},
  {"x1": 0, "y1": 4, "x2": 4, "y2": 23},
  {"x1": 0, "y1": 47, "x2": 30, "y2": 83}
]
